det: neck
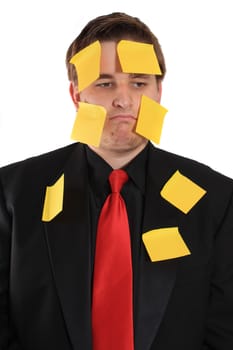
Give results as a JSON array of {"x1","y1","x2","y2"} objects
[{"x1": 88, "y1": 142, "x2": 148, "y2": 169}]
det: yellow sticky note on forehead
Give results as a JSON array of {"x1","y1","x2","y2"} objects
[
  {"x1": 136, "y1": 95, "x2": 167, "y2": 144},
  {"x1": 142, "y1": 227, "x2": 191, "y2": 262},
  {"x1": 71, "y1": 102, "x2": 106, "y2": 147},
  {"x1": 69, "y1": 41, "x2": 101, "y2": 92},
  {"x1": 117, "y1": 40, "x2": 162, "y2": 75},
  {"x1": 42, "y1": 174, "x2": 64, "y2": 222},
  {"x1": 161, "y1": 170, "x2": 207, "y2": 214}
]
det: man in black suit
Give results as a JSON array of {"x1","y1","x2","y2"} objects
[{"x1": 1, "y1": 12, "x2": 233, "y2": 350}]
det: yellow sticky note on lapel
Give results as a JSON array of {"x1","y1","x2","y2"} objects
[
  {"x1": 69, "y1": 40, "x2": 101, "y2": 92},
  {"x1": 161, "y1": 170, "x2": 206, "y2": 214},
  {"x1": 71, "y1": 102, "x2": 106, "y2": 147},
  {"x1": 136, "y1": 95, "x2": 168, "y2": 144},
  {"x1": 142, "y1": 227, "x2": 191, "y2": 262},
  {"x1": 117, "y1": 40, "x2": 162, "y2": 75},
  {"x1": 42, "y1": 174, "x2": 64, "y2": 222}
]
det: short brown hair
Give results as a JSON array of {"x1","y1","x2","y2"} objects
[{"x1": 66, "y1": 12, "x2": 166, "y2": 83}]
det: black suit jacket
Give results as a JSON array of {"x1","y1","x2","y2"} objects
[{"x1": 0, "y1": 142, "x2": 233, "y2": 350}]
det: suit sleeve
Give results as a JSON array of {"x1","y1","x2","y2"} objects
[
  {"x1": 203, "y1": 190, "x2": 233, "y2": 349},
  {"x1": 0, "y1": 177, "x2": 22, "y2": 350}
]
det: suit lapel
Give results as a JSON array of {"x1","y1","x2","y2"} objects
[
  {"x1": 43, "y1": 144, "x2": 92, "y2": 349},
  {"x1": 135, "y1": 144, "x2": 182, "y2": 350}
]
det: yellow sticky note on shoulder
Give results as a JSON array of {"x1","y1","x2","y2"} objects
[
  {"x1": 69, "y1": 41, "x2": 101, "y2": 92},
  {"x1": 136, "y1": 95, "x2": 167, "y2": 144},
  {"x1": 142, "y1": 227, "x2": 190, "y2": 262},
  {"x1": 161, "y1": 170, "x2": 206, "y2": 214},
  {"x1": 71, "y1": 102, "x2": 106, "y2": 147},
  {"x1": 117, "y1": 40, "x2": 162, "y2": 75},
  {"x1": 42, "y1": 174, "x2": 64, "y2": 222}
]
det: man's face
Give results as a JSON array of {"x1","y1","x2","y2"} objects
[{"x1": 71, "y1": 41, "x2": 162, "y2": 153}]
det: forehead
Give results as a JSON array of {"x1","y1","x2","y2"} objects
[
  {"x1": 100, "y1": 41, "x2": 121, "y2": 73},
  {"x1": 69, "y1": 39, "x2": 161, "y2": 91}
]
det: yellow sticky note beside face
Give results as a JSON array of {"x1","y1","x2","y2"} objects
[
  {"x1": 136, "y1": 95, "x2": 168, "y2": 144},
  {"x1": 42, "y1": 174, "x2": 64, "y2": 222},
  {"x1": 142, "y1": 227, "x2": 191, "y2": 262},
  {"x1": 71, "y1": 102, "x2": 106, "y2": 147},
  {"x1": 161, "y1": 170, "x2": 206, "y2": 214},
  {"x1": 69, "y1": 40, "x2": 101, "y2": 92},
  {"x1": 117, "y1": 40, "x2": 162, "y2": 75}
]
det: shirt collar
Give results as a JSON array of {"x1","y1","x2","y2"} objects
[
  {"x1": 85, "y1": 146, "x2": 112, "y2": 199},
  {"x1": 85, "y1": 143, "x2": 149, "y2": 195},
  {"x1": 123, "y1": 143, "x2": 149, "y2": 195}
]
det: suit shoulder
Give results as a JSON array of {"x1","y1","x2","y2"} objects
[
  {"x1": 0, "y1": 143, "x2": 82, "y2": 187},
  {"x1": 150, "y1": 144, "x2": 233, "y2": 188},
  {"x1": 1, "y1": 143, "x2": 77, "y2": 170}
]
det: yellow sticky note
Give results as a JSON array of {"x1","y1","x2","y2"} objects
[
  {"x1": 42, "y1": 174, "x2": 64, "y2": 222},
  {"x1": 135, "y1": 95, "x2": 167, "y2": 144},
  {"x1": 71, "y1": 102, "x2": 106, "y2": 147},
  {"x1": 142, "y1": 227, "x2": 191, "y2": 262},
  {"x1": 69, "y1": 41, "x2": 101, "y2": 92},
  {"x1": 161, "y1": 170, "x2": 206, "y2": 214},
  {"x1": 117, "y1": 40, "x2": 162, "y2": 75}
]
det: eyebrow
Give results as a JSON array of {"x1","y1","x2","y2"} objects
[
  {"x1": 130, "y1": 73, "x2": 151, "y2": 79},
  {"x1": 98, "y1": 74, "x2": 114, "y2": 79},
  {"x1": 98, "y1": 73, "x2": 151, "y2": 79}
]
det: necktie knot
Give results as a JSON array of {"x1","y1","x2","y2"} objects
[{"x1": 109, "y1": 169, "x2": 128, "y2": 193}]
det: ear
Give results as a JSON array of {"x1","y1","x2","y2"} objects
[
  {"x1": 69, "y1": 82, "x2": 80, "y2": 108},
  {"x1": 156, "y1": 80, "x2": 163, "y2": 103}
]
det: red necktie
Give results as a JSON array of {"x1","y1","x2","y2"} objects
[{"x1": 92, "y1": 169, "x2": 134, "y2": 350}]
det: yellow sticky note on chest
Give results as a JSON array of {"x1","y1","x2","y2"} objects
[
  {"x1": 42, "y1": 174, "x2": 64, "y2": 222},
  {"x1": 142, "y1": 227, "x2": 191, "y2": 262},
  {"x1": 161, "y1": 170, "x2": 206, "y2": 214}
]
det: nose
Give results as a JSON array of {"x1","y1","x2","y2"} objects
[{"x1": 112, "y1": 86, "x2": 133, "y2": 109}]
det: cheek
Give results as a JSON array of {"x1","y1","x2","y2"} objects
[
  {"x1": 79, "y1": 91, "x2": 98, "y2": 104},
  {"x1": 79, "y1": 91, "x2": 110, "y2": 108},
  {"x1": 145, "y1": 88, "x2": 161, "y2": 103}
]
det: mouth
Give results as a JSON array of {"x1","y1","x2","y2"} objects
[{"x1": 109, "y1": 114, "x2": 137, "y2": 121}]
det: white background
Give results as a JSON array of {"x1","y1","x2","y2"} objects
[{"x1": 0, "y1": 1, "x2": 233, "y2": 177}]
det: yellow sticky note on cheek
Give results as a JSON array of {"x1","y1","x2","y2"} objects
[
  {"x1": 69, "y1": 41, "x2": 101, "y2": 92},
  {"x1": 42, "y1": 174, "x2": 64, "y2": 222},
  {"x1": 142, "y1": 227, "x2": 191, "y2": 262},
  {"x1": 117, "y1": 40, "x2": 162, "y2": 75},
  {"x1": 135, "y1": 95, "x2": 168, "y2": 144},
  {"x1": 71, "y1": 102, "x2": 106, "y2": 147},
  {"x1": 161, "y1": 170, "x2": 207, "y2": 214}
]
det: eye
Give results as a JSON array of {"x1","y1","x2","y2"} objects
[
  {"x1": 95, "y1": 81, "x2": 113, "y2": 88},
  {"x1": 132, "y1": 81, "x2": 147, "y2": 88}
]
